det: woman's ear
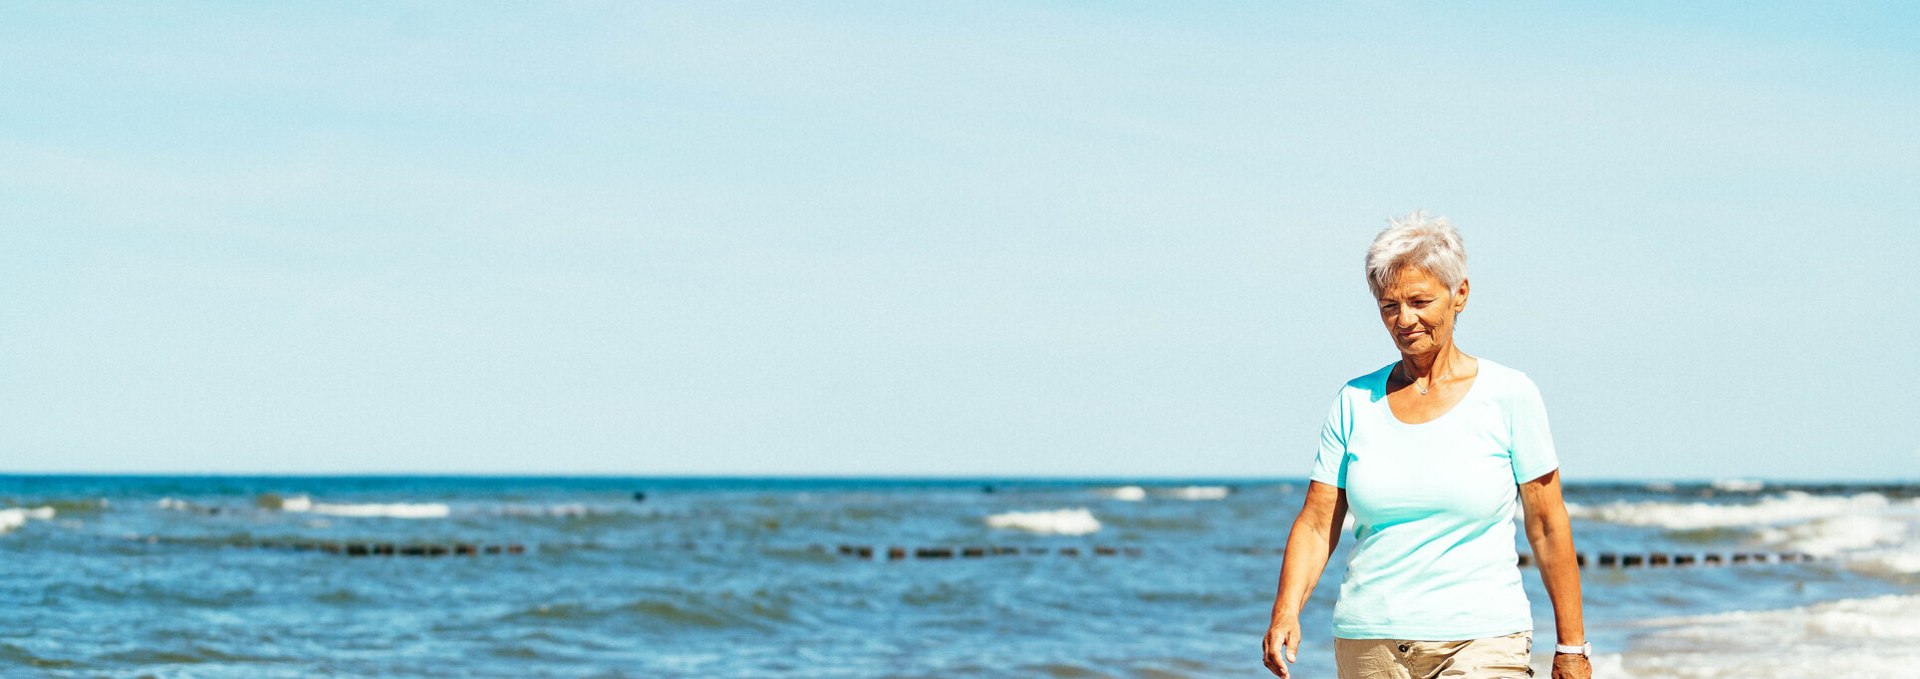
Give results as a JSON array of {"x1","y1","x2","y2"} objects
[{"x1": 1453, "y1": 278, "x2": 1470, "y2": 314}]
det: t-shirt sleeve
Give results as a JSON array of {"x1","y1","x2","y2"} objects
[
  {"x1": 1308, "y1": 391, "x2": 1349, "y2": 488},
  {"x1": 1508, "y1": 375, "x2": 1560, "y2": 484}
]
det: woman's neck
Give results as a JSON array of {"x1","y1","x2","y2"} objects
[{"x1": 1401, "y1": 344, "x2": 1467, "y2": 381}]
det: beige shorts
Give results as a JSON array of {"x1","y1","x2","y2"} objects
[{"x1": 1333, "y1": 631, "x2": 1533, "y2": 679}]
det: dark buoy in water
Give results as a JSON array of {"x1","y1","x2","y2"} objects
[
  {"x1": 981, "y1": 485, "x2": 994, "y2": 494},
  {"x1": 633, "y1": 492, "x2": 647, "y2": 502}
]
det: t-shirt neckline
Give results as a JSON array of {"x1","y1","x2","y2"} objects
[{"x1": 1382, "y1": 358, "x2": 1484, "y2": 427}]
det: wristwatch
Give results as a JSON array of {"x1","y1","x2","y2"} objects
[{"x1": 1554, "y1": 642, "x2": 1592, "y2": 656}]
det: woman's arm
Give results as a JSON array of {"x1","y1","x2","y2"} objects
[
  {"x1": 1262, "y1": 481, "x2": 1348, "y2": 678},
  {"x1": 1519, "y1": 470, "x2": 1590, "y2": 679}
]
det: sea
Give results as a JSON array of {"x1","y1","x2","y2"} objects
[{"x1": 2, "y1": 476, "x2": 1916, "y2": 678}]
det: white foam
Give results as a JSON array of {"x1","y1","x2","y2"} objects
[
  {"x1": 1160, "y1": 486, "x2": 1230, "y2": 501},
  {"x1": 1752, "y1": 514, "x2": 1908, "y2": 557},
  {"x1": 259, "y1": 493, "x2": 447, "y2": 519},
  {"x1": 985, "y1": 508, "x2": 1101, "y2": 535},
  {"x1": 254, "y1": 493, "x2": 311, "y2": 511},
  {"x1": 0, "y1": 506, "x2": 55, "y2": 532},
  {"x1": 305, "y1": 502, "x2": 450, "y2": 519},
  {"x1": 1710, "y1": 478, "x2": 1765, "y2": 492},
  {"x1": 1099, "y1": 486, "x2": 1147, "y2": 501},
  {"x1": 1610, "y1": 595, "x2": 1920, "y2": 678},
  {"x1": 1852, "y1": 547, "x2": 1920, "y2": 575},
  {"x1": 1568, "y1": 491, "x2": 1893, "y2": 530},
  {"x1": 1573, "y1": 491, "x2": 1920, "y2": 579},
  {"x1": 1582, "y1": 653, "x2": 1632, "y2": 678}
]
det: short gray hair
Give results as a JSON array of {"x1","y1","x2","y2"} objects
[{"x1": 1365, "y1": 211, "x2": 1467, "y2": 298}]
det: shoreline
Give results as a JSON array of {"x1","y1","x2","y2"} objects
[{"x1": 1586, "y1": 593, "x2": 1920, "y2": 678}]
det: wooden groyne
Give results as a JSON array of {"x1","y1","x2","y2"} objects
[
  {"x1": 1518, "y1": 551, "x2": 1815, "y2": 568},
  {"x1": 126, "y1": 534, "x2": 529, "y2": 557},
  {"x1": 119, "y1": 535, "x2": 1821, "y2": 567},
  {"x1": 822, "y1": 545, "x2": 1817, "y2": 567},
  {"x1": 819, "y1": 545, "x2": 1817, "y2": 567}
]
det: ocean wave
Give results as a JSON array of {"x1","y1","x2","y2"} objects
[
  {"x1": 1751, "y1": 514, "x2": 1908, "y2": 557},
  {"x1": 1099, "y1": 486, "x2": 1147, "y2": 501},
  {"x1": 0, "y1": 506, "x2": 54, "y2": 532},
  {"x1": 1096, "y1": 486, "x2": 1231, "y2": 501},
  {"x1": 36, "y1": 498, "x2": 107, "y2": 515},
  {"x1": 1160, "y1": 486, "x2": 1231, "y2": 500},
  {"x1": 501, "y1": 590, "x2": 801, "y2": 632},
  {"x1": 257, "y1": 494, "x2": 449, "y2": 519},
  {"x1": 306, "y1": 502, "x2": 449, "y2": 519},
  {"x1": 1611, "y1": 595, "x2": 1920, "y2": 678},
  {"x1": 1572, "y1": 491, "x2": 1920, "y2": 578},
  {"x1": 157, "y1": 497, "x2": 208, "y2": 513},
  {"x1": 985, "y1": 508, "x2": 1101, "y2": 535},
  {"x1": 100, "y1": 645, "x2": 283, "y2": 665},
  {"x1": 0, "y1": 642, "x2": 79, "y2": 669},
  {"x1": 1850, "y1": 548, "x2": 1920, "y2": 575},
  {"x1": 256, "y1": 493, "x2": 312, "y2": 512},
  {"x1": 1710, "y1": 478, "x2": 1765, "y2": 493},
  {"x1": 1849, "y1": 547, "x2": 1920, "y2": 575},
  {"x1": 1567, "y1": 491, "x2": 1898, "y2": 530},
  {"x1": 494, "y1": 503, "x2": 597, "y2": 518}
]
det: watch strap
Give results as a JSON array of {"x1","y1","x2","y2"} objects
[{"x1": 1554, "y1": 642, "x2": 1591, "y2": 656}]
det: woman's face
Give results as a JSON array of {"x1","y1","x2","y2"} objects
[{"x1": 1375, "y1": 266, "x2": 1469, "y2": 356}]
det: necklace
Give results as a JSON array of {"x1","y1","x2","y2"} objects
[{"x1": 1401, "y1": 361, "x2": 1446, "y2": 395}]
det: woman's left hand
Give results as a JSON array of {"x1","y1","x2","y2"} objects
[{"x1": 1552, "y1": 653, "x2": 1592, "y2": 679}]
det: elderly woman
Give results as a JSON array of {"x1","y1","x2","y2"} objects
[{"x1": 1262, "y1": 213, "x2": 1590, "y2": 679}]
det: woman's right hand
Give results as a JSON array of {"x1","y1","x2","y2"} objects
[
  {"x1": 1265, "y1": 482, "x2": 1344, "y2": 678},
  {"x1": 1262, "y1": 616, "x2": 1301, "y2": 678}
]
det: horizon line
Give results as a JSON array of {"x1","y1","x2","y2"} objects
[{"x1": 1, "y1": 471, "x2": 1913, "y2": 485}]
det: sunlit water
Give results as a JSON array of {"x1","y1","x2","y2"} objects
[{"x1": 2, "y1": 476, "x2": 1915, "y2": 677}]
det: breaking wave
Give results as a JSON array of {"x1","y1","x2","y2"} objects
[
  {"x1": 1609, "y1": 595, "x2": 1920, "y2": 678},
  {"x1": 1570, "y1": 491, "x2": 1920, "y2": 574},
  {"x1": 1098, "y1": 486, "x2": 1147, "y2": 501},
  {"x1": 1567, "y1": 491, "x2": 1901, "y2": 530},
  {"x1": 0, "y1": 506, "x2": 55, "y2": 532},
  {"x1": 1161, "y1": 486, "x2": 1230, "y2": 501},
  {"x1": 1709, "y1": 478, "x2": 1765, "y2": 493},
  {"x1": 259, "y1": 494, "x2": 449, "y2": 519},
  {"x1": 985, "y1": 508, "x2": 1101, "y2": 535},
  {"x1": 1097, "y1": 486, "x2": 1230, "y2": 501}
]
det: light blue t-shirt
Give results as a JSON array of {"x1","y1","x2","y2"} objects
[{"x1": 1309, "y1": 358, "x2": 1559, "y2": 641}]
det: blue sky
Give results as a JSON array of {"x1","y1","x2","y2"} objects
[{"x1": 3, "y1": 2, "x2": 1915, "y2": 478}]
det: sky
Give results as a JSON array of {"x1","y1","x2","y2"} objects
[{"x1": 2, "y1": 2, "x2": 1916, "y2": 479}]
